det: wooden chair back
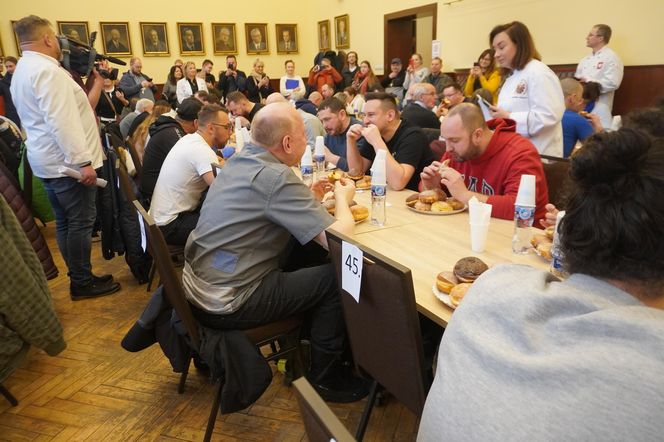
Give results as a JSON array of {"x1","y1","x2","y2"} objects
[
  {"x1": 133, "y1": 201, "x2": 200, "y2": 348},
  {"x1": 326, "y1": 230, "x2": 430, "y2": 416},
  {"x1": 293, "y1": 377, "x2": 355, "y2": 442},
  {"x1": 540, "y1": 154, "x2": 571, "y2": 208}
]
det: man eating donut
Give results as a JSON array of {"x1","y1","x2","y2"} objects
[
  {"x1": 420, "y1": 103, "x2": 548, "y2": 222},
  {"x1": 181, "y1": 102, "x2": 369, "y2": 403}
]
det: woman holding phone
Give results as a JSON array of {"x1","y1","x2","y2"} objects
[
  {"x1": 463, "y1": 49, "x2": 501, "y2": 103},
  {"x1": 488, "y1": 21, "x2": 564, "y2": 157},
  {"x1": 403, "y1": 53, "x2": 429, "y2": 92}
]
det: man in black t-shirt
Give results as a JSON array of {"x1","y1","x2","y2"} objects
[
  {"x1": 346, "y1": 92, "x2": 433, "y2": 191},
  {"x1": 139, "y1": 98, "x2": 202, "y2": 205}
]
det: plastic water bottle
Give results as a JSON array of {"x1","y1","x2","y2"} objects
[
  {"x1": 550, "y1": 210, "x2": 567, "y2": 278},
  {"x1": 300, "y1": 145, "x2": 313, "y2": 187},
  {"x1": 370, "y1": 151, "x2": 387, "y2": 226},
  {"x1": 512, "y1": 174, "x2": 536, "y2": 255},
  {"x1": 512, "y1": 205, "x2": 535, "y2": 254},
  {"x1": 314, "y1": 136, "x2": 326, "y2": 178}
]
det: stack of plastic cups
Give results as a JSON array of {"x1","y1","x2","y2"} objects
[
  {"x1": 468, "y1": 197, "x2": 492, "y2": 252},
  {"x1": 512, "y1": 174, "x2": 536, "y2": 254},
  {"x1": 314, "y1": 136, "x2": 326, "y2": 178},
  {"x1": 370, "y1": 151, "x2": 387, "y2": 226}
]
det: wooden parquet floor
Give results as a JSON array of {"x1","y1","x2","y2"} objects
[{"x1": 0, "y1": 222, "x2": 419, "y2": 441}]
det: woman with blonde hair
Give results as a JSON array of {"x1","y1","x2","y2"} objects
[
  {"x1": 176, "y1": 61, "x2": 207, "y2": 104},
  {"x1": 247, "y1": 58, "x2": 273, "y2": 104},
  {"x1": 463, "y1": 48, "x2": 501, "y2": 103},
  {"x1": 128, "y1": 101, "x2": 171, "y2": 162},
  {"x1": 403, "y1": 53, "x2": 429, "y2": 91}
]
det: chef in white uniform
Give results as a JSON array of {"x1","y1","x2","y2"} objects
[
  {"x1": 488, "y1": 21, "x2": 564, "y2": 158},
  {"x1": 575, "y1": 24, "x2": 624, "y2": 112}
]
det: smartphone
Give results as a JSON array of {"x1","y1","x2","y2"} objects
[{"x1": 473, "y1": 62, "x2": 479, "y2": 67}]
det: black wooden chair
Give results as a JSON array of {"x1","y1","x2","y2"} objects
[
  {"x1": 540, "y1": 154, "x2": 571, "y2": 209},
  {"x1": 210, "y1": 162, "x2": 223, "y2": 178},
  {"x1": 116, "y1": 161, "x2": 185, "y2": 291},
  {"x1": 326, "y1": 230, "x2": 432, "y2": 441},
  {"x1": 0, "y1": 384, "x2": 18, "y2": 406},
  {"x1": 133, "y1": 201, "x2": 303, "y2": 441},
  {"x1": 293, "y1": 377, "x2": 356, "y2": 442}
]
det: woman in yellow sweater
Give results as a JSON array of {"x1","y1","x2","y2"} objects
[{"x1": 464, "y1": 49, "x2": 501, "y2": 103}]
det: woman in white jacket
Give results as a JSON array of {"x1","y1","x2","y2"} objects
[
  {"x1": 176, "y1": 61, "x2": 207, "y2": 104},
  {"x1": 488, "y1": 21, "x2": 565, "y2": 157}
]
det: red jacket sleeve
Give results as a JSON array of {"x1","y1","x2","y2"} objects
[{"x1": 486, "y1": 148, "x2": 548, "y2": 225}]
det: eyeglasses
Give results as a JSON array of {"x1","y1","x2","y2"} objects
[
  {"x1": 211, "y1": 122, "x2": 232, "y2": 130},
  {"x1": 587, "y1": 33, "x2": 601, "y2": 38}
]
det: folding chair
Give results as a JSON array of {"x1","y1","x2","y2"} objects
[
  {"x1": 540, "y1": 154, "x2": 571, "y2": 209},
  {"x1": 326, "y1": 230, "x2": 432, "y2": 441},
  {"x1": 293, "y1": 377, "x2": 355, "y2": 442},
  {"x1": 133, "y1": 201, "x2": 303, "y2": 441}
]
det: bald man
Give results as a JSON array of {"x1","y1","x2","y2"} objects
[
  {"x1": 183, "y1": 102, "x2": 368, "y2": 403},
  {"x1": 265, "y1": 92, "x2": 324, "y2": 148}
]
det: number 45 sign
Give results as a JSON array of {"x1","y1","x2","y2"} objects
[{"x1": 341, "y1": 241, "x2": 363, "y2": 303}]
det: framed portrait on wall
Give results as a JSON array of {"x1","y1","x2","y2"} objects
[
  {"x1": 100, "y1": 22, "x2": 132, "y2": 56},
  {"x1": 140, "y1": 22, "x2": 169, "y2": 56},
  {"x1": 334, "y1": 15, "x2": 350, "y2": 49},
  {"x1": 177, "y1": 23, "x2": 204, "y2": 55},
  {"x1": 317, "y1": 20, "x2": 330, "y2": 51},
  {"x1": 11, "y1": 21, "x2": 22, "y2": 56},
  {"x1": 275, "y1": 24, "x2": 298, "y2": 54},
  {"x1": 245, "y1": 23, "x2": 269, "y2": 55},
  {"x1": 57, "y1": 21, "x2": 90, "y2": 45},
  {"x1": 212, "y1": 23, "x2": 237, "y2": 55}
]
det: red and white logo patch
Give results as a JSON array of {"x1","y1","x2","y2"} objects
[{"x1": 515, "y1": 79, "x2": 527, "y2": 95}]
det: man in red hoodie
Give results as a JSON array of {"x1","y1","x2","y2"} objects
[{"x1": 421, "y1": 103, "x2": 548, "y2": 222}]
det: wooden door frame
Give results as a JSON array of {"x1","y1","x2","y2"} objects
[{"x1": 384, "y1": 3, "x2": 438, "y2": 72}]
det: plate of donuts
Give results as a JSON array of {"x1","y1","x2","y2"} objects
[
  {"x1": 432, "y1": 257, "x2": 489, "y2": 309},
  {"x1": 405, "y1": 190, "x2": 466, "y2": 215}
]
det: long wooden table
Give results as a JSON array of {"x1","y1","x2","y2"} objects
[{"x1": 348, "y1": 188, "x2": 549, "y2": 327}]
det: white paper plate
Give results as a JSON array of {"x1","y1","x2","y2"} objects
[{"x1": 432, "y1": 284, "x2": 456, "y2": 310}]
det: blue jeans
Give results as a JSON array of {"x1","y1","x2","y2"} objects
[{"x1": 42, "y1": 176, "x2": 97, "y2": 286}]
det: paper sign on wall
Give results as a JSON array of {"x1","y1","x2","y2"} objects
[
  {"x1": 341, "y1": 241, "x2": 363, "y2": 303},
  {"x1": 432, "y1": 40, "x2": 441, "y2": 59}
]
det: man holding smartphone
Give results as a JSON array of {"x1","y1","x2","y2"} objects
[{"x1": 218, "y1": 55, "x2": 247, "y2": 102}]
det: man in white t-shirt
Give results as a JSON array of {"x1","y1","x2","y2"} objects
[
  {"x1": 149, "y1": 104, "x2": 231, "y2": 245},
  {"x1": 575, "y1": 24, "x2": 623, "y2": 111}
]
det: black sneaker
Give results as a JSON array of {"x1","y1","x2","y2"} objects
[
  {"x1": 70, "y1": 280, "x2": 121, "y2": 300},
  {"x1": 308, "y1": 372, "x2": 370, "y2": 403},
  {"x1": 92, "y1": 273, "x2": 114, "y2": 284}
]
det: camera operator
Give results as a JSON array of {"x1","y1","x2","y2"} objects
[
  {"x1": 119, "y1": 57, "x2": 157, "y2": 102},
  {"x1": 10, "y1": 15, "x2": 121, "y2": 299},
  {"x1": 96, "y1": 76, "x2": 128, "y2": 125},
  {"x1": 217, "y1": 55, "x2": 246, "y2": 102}
]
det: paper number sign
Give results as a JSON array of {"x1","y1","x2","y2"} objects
[{"x1": 341, "y1": 241, "x2": 363, "y2": 303}]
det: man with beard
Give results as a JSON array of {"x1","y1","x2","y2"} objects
[{"x1": 421, "y1": 103, "x2": 548, "y2": 222}]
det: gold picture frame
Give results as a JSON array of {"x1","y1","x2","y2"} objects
[
  {"x1": 140, "y1": 22, "x2": 169, "y2": 56},
  {"x1": 177, "y1": 22, "x2": 205, "y2": 55},
  {"x1": 100, "y1": 22, "x2": 132, "y2": 56},
  {"x1": 334, "y1": 14, "x2": 350, "y2": 49},
  {"x1": 57, "y1": 21, "x2": 90, "y2": 45},
  {"x1": 212, "y1": 23, "x2": 237, "y2": 55},
  {"x1": 245, "y1": 23, "x2": 269, "y2": 55},
  {"x1": 317, "y1": 20, "x2": 330, "y2": 51},
  {"x1": 11, "y1": 21, "x2": 22, "y2": 57},
  {"x1": 275, "y1": 24, "x2": 298, "y2": 54}
]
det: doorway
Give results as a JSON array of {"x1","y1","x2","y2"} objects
[{"x1": 384, "y1": 3, "x2": 437, "y2": 73}]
